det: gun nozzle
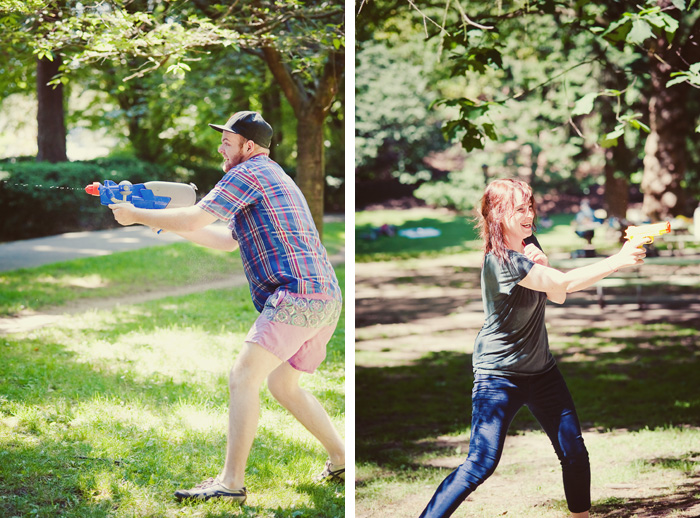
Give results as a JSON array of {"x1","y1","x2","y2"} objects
[{"x1": 85, "y1": 182, "x2": 101, "y2": 196}]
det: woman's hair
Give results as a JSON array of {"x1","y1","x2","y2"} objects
[{"x1": 476, "y1": 178, "x2": 537, "y2": 261}]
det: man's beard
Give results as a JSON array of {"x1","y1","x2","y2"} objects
[{"x1": 221, "y1": 143, "x2": 245, "y2": 172}]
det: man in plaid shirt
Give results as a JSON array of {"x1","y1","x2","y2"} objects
[{"x1": 110, "y1": 111, "x2": 345, "y2": 503}]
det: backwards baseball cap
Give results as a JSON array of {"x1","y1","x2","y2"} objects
[{"x1": 209, "y1": 111, "x2": 273, "y2": 149}]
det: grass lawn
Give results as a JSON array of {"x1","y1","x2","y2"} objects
[
  {"x1": 0, "y1": 223, "x2": 345, "y2": 518},
  {"x1": 355, "y1": 207, "x2": 700, "y2": 518}
]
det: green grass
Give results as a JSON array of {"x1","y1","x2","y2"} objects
[
  {"x1": 322, "y1": 221, "x2": 345, "y2": 259},
  {"x1": 0, "y1": 221, "x2": 344, "y2": 317},
  {"x1": 0, "y1": 243, "x2": 242, "y2": 316},
  {"x1": 355, "y1": 208, "x2": 481, "y2": 262},
  {"x1": 0, "y1": 225, "x2": 346, "y2": 517},
  {"x1": 355, "y1": 208, "x2": 699, "y2": 262}
]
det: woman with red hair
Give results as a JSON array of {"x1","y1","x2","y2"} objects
[{"x1": 419, "y1": 178, "x2": 648, "y2": 518}]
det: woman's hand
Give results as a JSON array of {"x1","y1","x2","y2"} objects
[
  {"x1": 524, "y1": 243, "x2": 549, "y2": 267},
  {"x1": 612, "y1": 237, "x2": 649, "y2": 270}
]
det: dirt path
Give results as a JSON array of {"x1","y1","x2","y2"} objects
[
  {"x1": 356, "y1": 256, "x2": 700, "y2": 366},
  {"x1": 0, "y1": 274, "x2": 248, "y2": 335},
  {"x1": 0, "y1": 249, "x2": 344, "y2": 336}
]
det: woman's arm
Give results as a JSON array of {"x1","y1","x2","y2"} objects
[
  {"x1": 518, "y1": 237, "x2": 648, "y2": 303},
  {"x1": 523, "y1": 243, "x2": 566, "y2": 303}
]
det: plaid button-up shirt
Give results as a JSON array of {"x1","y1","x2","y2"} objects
[{"x1": 198, "y1": 155, "x2": 341, "y2": 312}]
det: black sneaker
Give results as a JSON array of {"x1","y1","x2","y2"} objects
[
  {"x1": 314, "y1": 460, "x2": 345, "y2": 483},
  {"x1": 174, "y1": 477, "x2": 247, "y2": 503}
]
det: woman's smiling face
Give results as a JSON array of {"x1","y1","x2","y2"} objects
[{"x1": 502, "y1": 189, "x2": 535, "y2": 247}]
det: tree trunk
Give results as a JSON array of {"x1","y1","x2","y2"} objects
[
  {"x1": 599, "y1": 89, "x2": 631, "y2": 222},
  {"x1": 596, "y1": 40, "x2": 631, "y2": 222},
  {"x1": 640, "y1": 1, "x2": 698, "y2": 219},
  {"x1": 261, "y1": 46, "x2": 345, "y2": 237},
  {"x1": 36, "y1": 55, "x2": 67, "y2": 163},
  {"x1": 261, "y1": 73, "x2": 284, "y2": 165},
  {"x1": 296, "y1": 107, "x2": 326, "y2": 234},
  {"x1": 641, "y1": 85, "x2": 689, "y2": 219}
]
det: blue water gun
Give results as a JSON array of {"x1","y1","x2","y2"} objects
[{"x1": 85, "y1": 180, "x2": 197, "y2": 209}]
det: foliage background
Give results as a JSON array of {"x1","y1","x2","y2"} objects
[
  {"x1": 0, "y1": 0, "x2": 345, "y2": 241},
  {"x1": 355, "y1": 0, "x2": 700, "y2": 218}
]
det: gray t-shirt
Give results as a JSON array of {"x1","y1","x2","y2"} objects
[{"x1": 472, "y1": 248, "x2": 556, "y2": 376}]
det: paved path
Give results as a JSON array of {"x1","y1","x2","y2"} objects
[
  {"x1": 0, "y1": 226, "x2": 185, "y2": 272},
  {"x1": 0, "y1": 214, "x2": 345, "y2": 272}
]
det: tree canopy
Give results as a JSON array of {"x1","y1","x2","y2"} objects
[
  {"x1": 0, "y1": 0, "x2": 345, "y2": 231},
  {"x1": 356, "y1": 0, "x2": 700, "y2": 219}
]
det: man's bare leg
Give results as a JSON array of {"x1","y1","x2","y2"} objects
[
  {"x1": 267, "y1": 362, "x2": 345, "y2": 467},
  {"x1": 218, "y1": 342, "x2": 283, "y2": 490},
  {"x1": 571, "y1": 512, "x2": 590, "y2": 518}
]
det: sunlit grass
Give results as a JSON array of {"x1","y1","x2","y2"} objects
[
  {"x1": 355, "y1": 208, "x2": 481, "y2": 261},
  {"x1": 0, "y1": 243, "x2": 242, "y2": 316},
  {"x1": 0, "y1": 258, "x2": 345, "y2": 517}
]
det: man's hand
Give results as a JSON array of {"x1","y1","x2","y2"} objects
[
  {"x1": 524, "y1": 243, "x2": 549, "y2": 266},
  {"x1": 108, "y1": 203, "x2": 139, "y2": 226}
]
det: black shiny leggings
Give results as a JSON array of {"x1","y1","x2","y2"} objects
[{"x1": 419, "y1": 367, "x2": 591, "y2": 517}]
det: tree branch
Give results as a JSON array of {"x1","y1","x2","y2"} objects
[
  {"x1": 261, "y1": 45, "x2": 308, "y2": 113},
  {"x1": 316, "y1": 49, "x2": 345, "y2": 115}
]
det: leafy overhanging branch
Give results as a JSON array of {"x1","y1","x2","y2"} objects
[
  {"x1": 413, "y1": 0, "x2": 700, "y2": 151},
  {"x1": 1, "y1": 0, "x2": 344, "y2": 87}
]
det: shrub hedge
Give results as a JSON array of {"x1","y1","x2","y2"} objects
[{"x1": 0, "y1": 157, "x2": 190, "y2": 241}]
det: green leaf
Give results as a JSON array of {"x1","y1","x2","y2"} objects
[
  {"x1": 601, "y1": 124, "x2": 625, "y2": 147},
  {"x1": 601, "y1": 16, "x2": 630, "y2": 38},
  {"x1": 572, "y1": 92, "x2": 598, "y2": 116},
  {"x1": 483, "y1": 123, "x2": 497, "y2": 141},
  {"x1": 628, "y1": 119, "x2": 650, "y2": 133},
  {"x1": 666, "y1": 75, "x2": 688, "y2": 87},
  {"x1": 670, "y1": 0, "x2": 686, "y2": 9},
  {"x1": 627, "y1": 19, "x2": 655, "y2": 45},
  {"x1": 645, "y1": 12, "x2": 679, "y2": 33}
]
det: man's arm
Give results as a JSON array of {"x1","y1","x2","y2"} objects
[
  {"x1": 109, "y1": 203, "x2": 238, "y2": 252},
  {"x1": 109, "y1": 203, "x2": 216, "y2": 233},
  {"x1": 175, "y1": 225, "x2": 239, "y2": 252}
]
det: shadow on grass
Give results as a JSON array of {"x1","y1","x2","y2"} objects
[
  {"x1": 592, "y1": 475, "x2": 700, "y2": 517},
  {"x1": 356, "y1": 323, "x2": 700, "y2": 469},
  {"x1": 356, "y1": 265, "x2": 481, "y2": 327}
]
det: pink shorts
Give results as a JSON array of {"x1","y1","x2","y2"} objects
[{"x1": 245, "y1": 290, "x2": 342, "y2": 373}]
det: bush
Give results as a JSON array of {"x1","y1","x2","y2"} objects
[
  {"x1": 0, "y1": 157, "x2": 175, "y2": 241},
  {"x1": 414, "y1": 168, "x2": 486, "y2": 213}
]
